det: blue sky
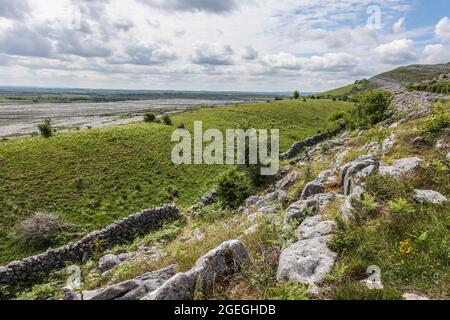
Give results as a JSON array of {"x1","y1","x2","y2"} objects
[{"x1": 0, "y1": 0, "x2": 449, "y2": 91}]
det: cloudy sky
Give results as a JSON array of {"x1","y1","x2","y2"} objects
[{"x1": 0, "y1": 0, "x2": 449, "y2": 92}]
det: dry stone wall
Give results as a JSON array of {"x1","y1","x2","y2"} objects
[{"x1": 0, "y1": 204, "x2": 180, "y2": 286}]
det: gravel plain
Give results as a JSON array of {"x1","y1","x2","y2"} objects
[{"x1": 0, "y1": 99, "x2": 244, "y2": 138}]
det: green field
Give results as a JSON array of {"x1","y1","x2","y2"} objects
[{"x1": 0, "y1": 99, "x2": 351, "y2": 264}]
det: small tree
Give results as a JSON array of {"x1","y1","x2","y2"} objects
[
  {"x1": 162, "y1": 114, "x2": 172, "y2": 125},
  {"x1": 351, "y1": 90, "x2": 392, "y2": 129},
  {"x1": 217, "y1": 168, "x2": 251, "y2": 208},
  {"x1": 293, "y1": 90, "x2": 300, "y2": 99},
  {"x1": 144, "y1": 112, "x2": 156, "y2": 123},
  {"x1": 38, "y1": 118, "x2": 53, "y2": 138}
]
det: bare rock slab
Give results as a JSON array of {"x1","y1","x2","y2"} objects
[{"x1": 277, "y1": 236, "x2": 337, "y2": 285}]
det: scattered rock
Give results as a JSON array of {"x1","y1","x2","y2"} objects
[
  {"x1": 301, "y1": 181, "x2": 325, "y2": 200},
  {"x1": 277, "y1": 190, "x2": 289, "y2": 208},
  {"x1": 285, "y1": 198, "x2": 317, "y2": 224},
  {"x1": 276, "y1": 172, "x2": 300, "y2": 191},
  {"x1": 340, "y1": 156, "x2": 377, "y2": 196},
  {"x1": 402, "y1": 293, "x2": 430, "y2": 301},
  {"x1": 414, "y1": 190, "x2": 448, "y2": 204},
  {"x1": 410, "y1": 137, "x2": 428, "y2": 148},
  {"x1": 364, "y1": 142, "x2": 381, "y2": 155},
  {"x1": 277, "y1": 236, "x2": 337, "y2": 285},
  {"x1": 245, "y1": 196, "x2": 260, "y2": 208},
  {"x1": 98, "y1": 254, "x2": 121, "y2": 273},
  {"x1": 379, "y1": 157, "x2": 423, "y2": 178},
  {"x1": 144, "y1": 240, "x2": 250, "y2": 300},
  {"x1": 82, "y1": 265, "x2": 177, "y2": 300},
  {"x1": 296, "y1": 216, "x2": 336, "y2": 240},
  {"x1": 382, "y1": 133, "x2": 396, "y2": 154},
  {"x1": 436, "y1": 140, "x2": 449, "y2": 150}
]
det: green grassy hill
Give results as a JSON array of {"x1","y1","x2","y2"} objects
[
  {"x1": 374, "y1": 63, "x2": 450, "y2": 83},
  {"x1": 0, "y1": 99, "x2": 351, "y2": 264}
]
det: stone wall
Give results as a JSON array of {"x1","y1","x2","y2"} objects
[
  {"x1": 0, "y1": 204, "x2": 180, "y2": 287},
  {"x1": 281, "y1": 132, "x2": 329, "y2": 159}
]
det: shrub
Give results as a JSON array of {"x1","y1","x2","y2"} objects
[
  {"x1": 216, "y1": 168, "x2": 251, "y2": 208},
  {"x1": 21, "y1": 213, "x2": 65, "y2": 247},
  {"x1": 422, "y1": 104, "x2": 450, "y2": 133},
  {"x1": 143, "y1": 112, "x2": 156, "y2": 123},
  {"x1": 177, "y1": 123, "x2": 185, "y2": 129},
  {"x1": 350, "y1": 90, "x2": 392, "y2": 129},
  {"x1": 37, "y1": 118, "x2": 53, "y2": 138},
  {"x1": 162, "y1": 114, "x2": 172, "y2": 125},
  {"x1": 293, "y1": 90, "x2": 300, "y2": 99}
]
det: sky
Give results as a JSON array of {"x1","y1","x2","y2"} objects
[{"x1": 0, "y1": 0, "x2": 449, "y2": 92}]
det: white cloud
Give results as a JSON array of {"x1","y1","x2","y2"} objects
[
  {"x1": 374, "y1": 39, "x2": 417, "y2": 65},
  {"x1": 435, "y1": 17, "x2": 450, "y2": 42},
  {"x1": 423, "y1": 44, "x2": 450, "y2": 64},
  {"x1": 191, "y1": 42, "x2": 235, "y2": 65}
]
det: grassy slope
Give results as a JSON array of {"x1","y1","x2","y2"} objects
[
  {"x1": 0, "y1": 99, "x2": 351, "y2": 264},
  {"x1": 321, "y1": 83, "x2": 363, "y2": 96},
  {"x1": 375, "y1": 63, "x2": 450, "y2": 83}
]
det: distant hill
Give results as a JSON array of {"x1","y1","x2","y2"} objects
[
  {"x1": 372, "y1": 63, "x2": 450, "y2": 84},
  {"x1": 322, "y1": 63, "x2": 450, "y2": 96}
]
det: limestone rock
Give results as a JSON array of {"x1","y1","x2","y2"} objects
[
  {"x1": 382, "y1": 133, "x2": 396, "y2": 154},
  {"x1": 340, "y1": 156, "x2": 377, "y2": 196},
  {"x1": 277, "y1": 236, "x2": 337, "y2": 285},
  {"x1": 276, "y1": 172, "x2": 300, "y2": 191},
  {"x1": 143, "y1": 240, "x2": 250, "y2": 300},
  {"x1": 379, "y1": 157, "x2": 423, "y2": 178},
  {"x1": 436, "y1": 140, "x2": 449, "y2": 150},
  {"x1": 414, "y1": 190, "x2": 448, "y2": 205},
  {"x1": 402, "y1": 293, "x2": 430, "y2": 301},
  {"x1": 301, "y1": 181, "x2": 325, "y2": 200},
  {"x1": 142, "y1": 271, "x2": 197, "y2": 301},
  {"x1": 83, "y1": 265, "x2": 176, "y2": 300},
  {"x1": 296, "y1": 216, "x2": 336, "y2": 240},
  {"x1": 98, "y1": 254, "x2": 121, "y2": 273}
]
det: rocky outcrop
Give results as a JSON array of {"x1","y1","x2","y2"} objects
[
  {"x1": 72, "y1": 265, "x2": 177, "y2": 301},
  {"x1": 281, "y1": 132, "x2": 329, "y2": 159},
  {"x1": 143, "y1": 240, "x2": 250, "y2": 300},
  {"x1": 0, "y1": 204, "x2": 180, "y2": 286},
  {"x1": 379, "y1": 157, "x2": 423, "y2": 178},
  {"x1": 339, "y1": 155, "x2": 378, "y2": 196}
]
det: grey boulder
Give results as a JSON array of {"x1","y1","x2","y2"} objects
[
  {"x1": 296, "y1": 216, "x2": 336, "y2": 240},
  {"x1": 98, "y1": 254, "x2": 122, "y2": 273},
  {"x1": 277, "y1": 236, "x2": 337, "y2": 285},
  {"x1": 379, "y1": 157, "x2": 423, "y2": 178},
  {"x1": 414, "y1": 190, "x2": 448, "y2": 205}
]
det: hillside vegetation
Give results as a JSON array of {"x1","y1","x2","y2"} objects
[
  {"x1": 0, "y1": 99, "x2": 351, "y2": 265},
  {"x1": 373, "y1": 63, "x2": 450, "y2": 83}
]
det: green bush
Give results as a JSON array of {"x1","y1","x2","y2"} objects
[
  {"x1": 162, "y1": 114, "x2": 172, "y2": 125},
  {"x1": 350, "y1": 90, "x2": 392, "y2": 129},
  {"x1": 37, "y1": 118, "x2": 53, "y2": 138},
  {"x1": 216, "y1": 168, "x2": 251, "y2": 208},
  {"x1": 423, "y1": 104, "x2": 450, "y2": 133},
  {"x1": 293, "y1": 90, "x2": 300, "y2": 99},
  {"x1": 143, "y1": 112, "x2": 156, "y2": 123}
]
